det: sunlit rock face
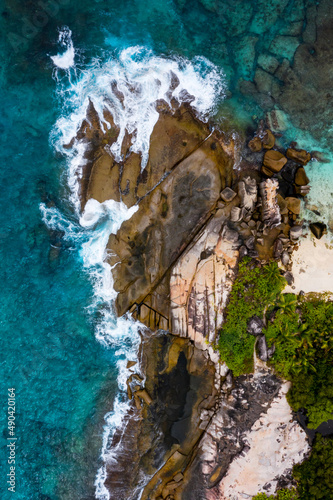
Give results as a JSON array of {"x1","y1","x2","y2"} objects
[
  {"x1": 170, "y1": 211, "x2": 240, "y2": 352},
  {"x1": 101, "y1": 107, "x2": 236, "y2": 329}
]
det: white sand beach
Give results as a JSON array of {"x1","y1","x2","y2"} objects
[{"x1": 285, "y1": 232, "x2": 333, "y2": 295}]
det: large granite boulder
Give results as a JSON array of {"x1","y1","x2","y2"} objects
[
  {"x1": 108, "y1": 136, "x2": 233, "y2": 321},
  {"x1": 295, "y1": 166, "x2": 310, "y2": 186},
  {"x1": 170, "y1": 210, "x2": 240, "y2": 351},
  {"x1": 77, "y1": 102, "x2": 235, "y2": 329},
  {"x1": 309, "y1": 221, "x2": 327, "y2": 239},
  {"x1": 86, "y1": 107, "x2": 213, "y2": 209},
  {"x1": 286, "y1": 147, "x2": 311, "y2": 165},
  {"x1": 263, "y1": 150, "x2": 287, "y2": 174}
]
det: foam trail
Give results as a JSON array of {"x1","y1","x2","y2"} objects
[
  {"x1": 48, "y1": 38, "x2": 226, "y2": 500},
  {"x1": 50, "y1": 45, "x2": 226, "y2": 213},
  {"x1": 51, "y1": 27, "x2": 75, "y2": 70},
  {"x1": 41, "y1": 198, "x2": 142, "y2": 500}
]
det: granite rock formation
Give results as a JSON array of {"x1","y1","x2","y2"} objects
[{"x1": 71, "y1": 99, "x2": 311, "y2": 499}]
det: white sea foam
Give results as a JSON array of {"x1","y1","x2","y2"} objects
[
  {"x1": 51, "y1": 44, "x2": 226, "y2": 212},
  {"x1": 48, "y1": 37, "x2": 226, "y2": 500},
  {"x1": 41, "y1": 198, "x2": 142, "y2": 500},
  {"x1": 51, "y1": 27, "x2": 75, "y2": 69}
]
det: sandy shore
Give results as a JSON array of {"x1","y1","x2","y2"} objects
[{"x1": 285, "y1": 232, "x2": 333, "y2": 295}]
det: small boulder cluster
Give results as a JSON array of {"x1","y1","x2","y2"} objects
[
  {"x1": 247, "y1": 315, "x2": 275, "y2": 362},
  {"x1": 218, "y1": 124, "x2": 328, "y2": 288},
  {"x1": 248, "y1": 126, "x2": 327, "y2": 240}
]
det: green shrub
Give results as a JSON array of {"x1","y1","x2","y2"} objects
[
  {"x1": 217, "y1": 258, "x2": 286, "y2": 375},
  {"x1": 293, "y1": 435, "x2": 333, "y2": 499},
  {"x1": 265, "y1": 297, "x2": 333, "y2": 428},
  {"x1": 264, "y1": 294, "x2": 301, "y2": 378},
  {"x1": 252, "y1": 488, "x2": 298, "y2": 499},
  {"x1": 287, "y1": 364, "x2": 333, "y2": 429}
]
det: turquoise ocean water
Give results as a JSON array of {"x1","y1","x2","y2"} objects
[{"x1": 0, "y1": 1, "x2": 332, "y2": 499}]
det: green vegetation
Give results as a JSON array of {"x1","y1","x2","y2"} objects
[
  {"x1": 252, "y1": 437, "x2": 333, "y2": 499},
  {"x1": 264, "y1": 296, "x2": 333, "y2": 428},
  {"x1": 217, "y1": 257, "x2": 286, "y2": 375},
  {"x1": 252, "y1": 488, "x2": 298, "y2": 499},
  {"x1": 293, "y1": 435, "x2": 333, "y2": 499},
  {"x1": 219, "y1": 257, "x2": 333, "y2": 499},
  {"x1": 218, "y1": 256, "x2": 332, "y2": 428}
]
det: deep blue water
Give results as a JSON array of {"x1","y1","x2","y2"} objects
[{"x1": 0, "y1": 1, "x2": 332, "y2": 499}]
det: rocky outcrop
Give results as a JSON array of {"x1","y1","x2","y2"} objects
[
  {"x1": 183, "y1": 370, "x2": 282, "y2": 498},
  {"x1": 170, "y1": 211, "x2": 241, "y2": 351},
  {"x1": 103, "y1": 332, "x2": 220, "y2": 500},
  {"x1": 260, "y1": 178, "x2": 281, "y2": 227},
  {"x1": 85, "y1": 107, "x2": 235, "y2": 331},
  {"x1": 214, "y1": 383, "x2": 310, "y2": 499},
  {"x1": 76, "y1": 99, "x2": 311, "y2": 500},
  {"x1": 109, "y1": 337, "x2": 308, "y2": 500},
  {"x1": 108, "y1": 134, "x2": 233, "y2": 323},
  {"x1": 79, "y1": 105, "x2": 214, "y2": 210},
  {"x1": 247, "y1": 316, "x2": 264, "y2": 336}
]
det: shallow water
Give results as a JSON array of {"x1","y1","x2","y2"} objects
[{"x1": 0, "y1": 0, "x2": 332, "y2": 499}]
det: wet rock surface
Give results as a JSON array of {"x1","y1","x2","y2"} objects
[{"x1": 103, "y1": 331, "x2": 219, "y2": 500}]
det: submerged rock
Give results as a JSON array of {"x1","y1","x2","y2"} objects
[
  {"x1": 262, "y1": 129, "x2": 275, "y2": 149},
  {"x1": 286, "y1": 147, "x2": 311, "y2": 165},
  {"x1": 248, "y1": 136, "x2": 262, "y2": 152}
]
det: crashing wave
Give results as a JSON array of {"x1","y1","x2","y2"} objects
[{"x1": 48, "y1": 29, "x2": 226, "y2": 500}]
